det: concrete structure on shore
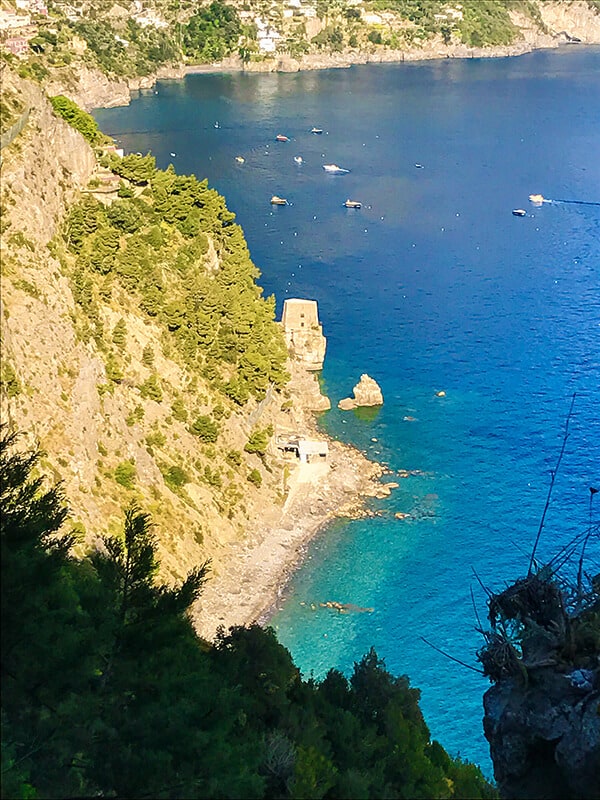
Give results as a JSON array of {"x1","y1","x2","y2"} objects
[
  {"x1": 281, "y1": 298, "x2": 326, "y2": 371},
  {"x1": 277, "y1": 434, "x2": 329, "y2": 463}
]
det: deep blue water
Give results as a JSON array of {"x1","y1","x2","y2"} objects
[{"x1": 95, "y1": 48, "x2": 600, "y2": 775}]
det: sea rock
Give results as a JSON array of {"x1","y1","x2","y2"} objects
[{"x1": 338, "y1": 374, "x2": 383, "y2": 410}]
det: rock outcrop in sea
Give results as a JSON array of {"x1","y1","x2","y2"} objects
[{"x1": 338, "y1": 374, "x2": 384, "y2": 411}]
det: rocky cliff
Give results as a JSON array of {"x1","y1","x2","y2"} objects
[
  {"x1": 479, "y1": 570, "x2": 599, "y2": 798},
  {"x1": 0, "y1": 71, "x2": 375, "y2": 628}
]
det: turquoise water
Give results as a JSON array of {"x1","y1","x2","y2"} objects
[{"x1": 95, "y1": 47, "x2": 600, "y2": 774}]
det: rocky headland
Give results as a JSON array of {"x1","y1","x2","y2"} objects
[{"x1": 0, "y1": 70, "x2": 388, "y2": 641}]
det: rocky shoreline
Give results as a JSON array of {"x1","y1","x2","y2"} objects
[
  {"x1": 61, "y1": 39, "x2": 600, "y2": 112},
  {"x1": 192, "y1": 361, "x2": 393, "y2": 641},
  {"x1": 193, "y1": 431, "x2": 388, "y2": 641}
]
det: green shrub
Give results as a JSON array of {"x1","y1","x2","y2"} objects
[
  {"x1": 145, "y1": 429, "x2": 166, "y2": 448},
  {"x1": 139, "y1": 374, "x2": 163, "y2": 402},
  {"x1": 226, "y1": 449, "x2": 242, "y2": 467},
  {"x1": 190, "y1": 415, "x2": 218, "y2": 442},
  {"x1": 203, "y1": 465, "x2": 222, "y2": 487},
  {"x1": 244, "y1": 425, "x2": 273, "y2": 457},
  {"x1": 171, "y1": 396, "x2": 188, "y2": 422},
  {"x1": 114, "y1": 460, "x2": 136, "y2": 489},
  {"x1": 112, "y1": 318, "x2": 127, "y2": 349},
  {"x1": 105, "y1": 354, "x2": 123, "y2": 384},
  {"x1": 49, "y1": 95, "x2": 107, "y2": 146},
  {"x1": 163, "y1": 464, "x2": 190, "y2": 490},
  {"x1": 247, "y1": 468, "x2": 262, "y2": 487},
  {"x1": 1, "y1": 362, "x2": 22, "y2": 398},
  {"x1": 142, "y1": 344, "x2": 155, "y2": 368}
]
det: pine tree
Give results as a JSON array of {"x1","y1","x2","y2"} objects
[{"x1": 112, "y1": 318, "x2": 127, "y2": 350}]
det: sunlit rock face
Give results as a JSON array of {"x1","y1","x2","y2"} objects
[
  {"x1": 338, "y1": 374, "x2": 383, "y2": 410},
  {"x1": 281, "y1": 298, "x2": 326, "y2": 372}
]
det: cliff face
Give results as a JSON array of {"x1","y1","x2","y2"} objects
[
  {"x1": 484, "y1": 669, "x2": 599, "y2": 799},
  {"x1": 538, "y1": 0, "x2": 600, "y2": 42},
  {"x1": 0, "y1": 70, "x2": 343, "y2": 607},
  {"x1": 478, "y1": 571, "x2": 599, "y2": 799}
]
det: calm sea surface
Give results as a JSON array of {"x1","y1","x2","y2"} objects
[{"x1": 95, "y1": 48, "x2": 600, "y2": 774}]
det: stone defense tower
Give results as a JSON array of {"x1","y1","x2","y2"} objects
[{"x1": 281, "y1": 298, "x2": 326, "y2": 371}]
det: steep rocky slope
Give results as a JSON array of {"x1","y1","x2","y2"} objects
[{"x1": 0, "y1": 71, "x2": 382, "y2": 635}]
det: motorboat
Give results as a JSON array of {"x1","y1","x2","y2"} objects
[
  {"x1": 344, "y1": 199, "x2": 362, "y2": 209},
  {"x1": 512, "y1": 208, "x2": 526, "y2": 217},
  {"x1": 311, "y1": 127, "x2": 323, "y2": 134},
  {"x1": 293, "y1": 156, "x2": 303, "y2": 164},
  {"x1": 235, "y1": 156, "x2": 245, "y2": 164},
  {"x1": 323, "y1": 164, "x2": 349, "y2": 174},
  {"x1": 270, "y1": 195, "x2": 288, "y2": 205},
  {"x1": 276, "y1": 134, "x2": 289, "y2": 142},
  {"x1": 529, "y1": 193, "x2": 545, "y2": 205}
]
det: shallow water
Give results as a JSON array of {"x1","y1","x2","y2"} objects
[{"x1": 95, "y1": 47, "x2": 600, "y2": 774}]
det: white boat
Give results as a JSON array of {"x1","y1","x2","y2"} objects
[
  {"x1": 323, "y1": 164, "x2": 349, "y2": 174},
  {"x1": 270, "y1": 195, "x2": 288, "y2": 205},
  {"x1": 311, "y1": 127, "x2": 323, "y2": 134},
  {"x1": 529, "y1": 193, "x2": 545, "y2": 205},
  {"x1": 512, "y1": 208, "x2": 526, "y2": 217},
  {"x1": 293, "y1": 156, "x2": 303, "y2": 164},
  {"x1": 344, "y1": 199, "x2": 362, "y2": 209},
  {"x1": 235, "y1": 156, "x2": 245, "y2": 164}
]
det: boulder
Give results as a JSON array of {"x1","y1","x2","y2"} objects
[{"x1": 338, "y1": 374, "x2": 383, "y2": 410}]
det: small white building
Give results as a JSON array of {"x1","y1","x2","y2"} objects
[
  {"x1": 0, "y1": 11, "x2": 31, "y2": 31},
  {"x1": 277, "y1": 435, "x2": 329, "y2": 463},
  {"x1": 298, "y1": 439, "x2": 328, "y2": 463},
  {"x1": 135, "y1": 10, "x2": 168, "y2": 29},
  {"x1": 257, "y1": 24, "x2": 281, "y2": 53}
]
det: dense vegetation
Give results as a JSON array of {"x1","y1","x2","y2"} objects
[
  {"x1": 182, "y1": 2, "x2": 243, "y2": 62},
  {"x1": 1, "y1": 427, "x2": 496, "y2": 798},
  {"x1": 58, "y1": 145, "x2": 289, "y2": 408},
  {"x1": 49, "y1": 95, "x2": 110, "y2": 146},
  {"x1": 74, "y1": 16, "x2": 180, "y2": 77}
]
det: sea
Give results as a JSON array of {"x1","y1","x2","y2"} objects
[{"x1": 94, "y1": 47, "x2": 600, "y2": 776}]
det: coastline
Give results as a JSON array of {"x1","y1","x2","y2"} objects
[
  {"x1": 63, "y1": 31, "x2": 598, "y2": 639},
  {"x1": 70, "y1": 39, "x2": 600, "y2": 112},
  {"x1": 193, "y1": 432, "x2": 388, "y2": 641},
  {"x1": 192, "y1": 362, "x2": 391, "y2": 641},
  {"x1": 181, "y1": 39, "x2": 561, "y2": 77}
]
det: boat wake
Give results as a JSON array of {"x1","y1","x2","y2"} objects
[
  {"x1": 530, "y1": 193, "x2": 600, "y2": 207},
  {"x1": 548, "y1": 199, "x2": 600, "y2": 207}
]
